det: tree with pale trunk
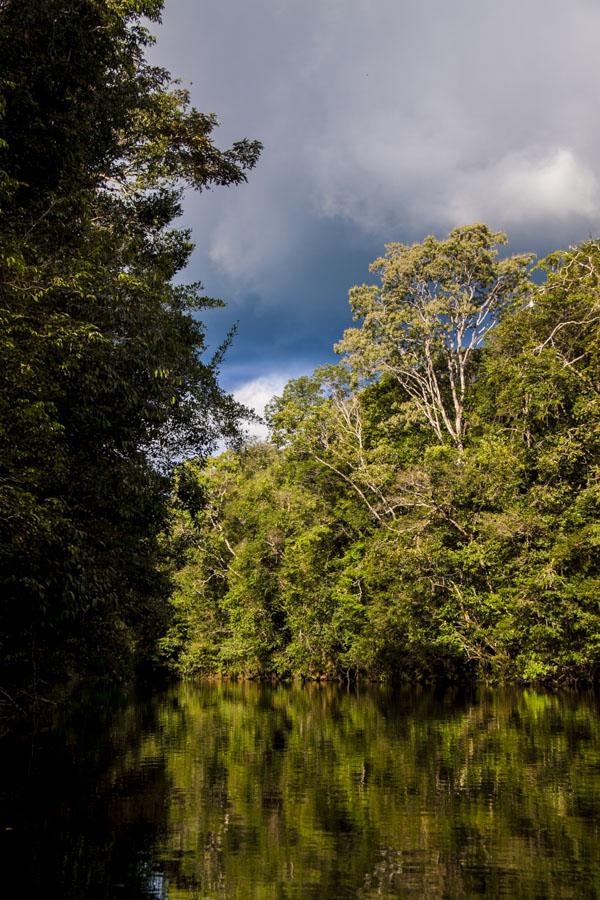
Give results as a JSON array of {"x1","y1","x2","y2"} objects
[{"x1": 336, "y1": 224, "x2": 533, "y2": 450}]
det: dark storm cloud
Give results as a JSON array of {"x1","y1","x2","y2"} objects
[{"x1": 151, "y1": 0, "x2": 600, "y2": 417}]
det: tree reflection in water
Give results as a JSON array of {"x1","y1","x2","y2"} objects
[{"x1": 1, "y1": 683, "x2": 599, "y2": 898}]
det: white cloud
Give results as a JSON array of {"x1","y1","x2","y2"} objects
[
  {"x1": 154, "y1": 0, "x2": 600, "y2": 299},
  {"x1": 501, "y1": 149, "x2": 598, "y2": 219},
  {"x1": 446, "y1": 148, "x2": 599, "y2": 232},
  {"x1": 233, "y1": 372, "x2": 296, "y2": 441}
]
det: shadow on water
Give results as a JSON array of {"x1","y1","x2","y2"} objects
[
  {"x1": 1, "y1": 681, "x2": 600, "y2": 898},
  {"x1": 0, "y1": 685, "x2": 172, "y2": 899}
]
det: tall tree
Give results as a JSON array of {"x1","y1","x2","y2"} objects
[
  {"x1": 336, "y1": 224, "x2": 532, "y2": 449},
  {"x1": 0, "y1": 0, "x2": 261, "y2": 686},
  {"x1": 164, "y1": 232, "x2": 600, "y2": 684}
]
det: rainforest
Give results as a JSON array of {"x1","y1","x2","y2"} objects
[
  {"x1": 0, "y1": 0, "x2": 599, "y2": 699},
  {"x1": 2, "y1": 2, "x2": 600, "y2": 897},
  {"x1": 162, "y1": 228, "x2": 600, "y2": 685}
]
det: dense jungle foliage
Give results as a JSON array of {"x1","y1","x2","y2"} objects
[
  {"x1": 0, "y1": 0, "x2": 260, "y2": 689},
  {"x1": 163, "y1": 226, "x2": 600, "y2": 683},
  {"x1": 1, "y1": 1, "x2": 598, "y2": 695}
]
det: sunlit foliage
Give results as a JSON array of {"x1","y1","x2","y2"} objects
[{"x1": 165, "y1": 230, "x2": 600, "y2": 683}]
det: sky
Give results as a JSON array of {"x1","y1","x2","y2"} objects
[{"x1": 151, "y1": 0, "x2": 600, "y2": 433}]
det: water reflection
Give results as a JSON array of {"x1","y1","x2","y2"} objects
[{"x1": 1, "y1": 683, "x2": 600, "y2": 898}]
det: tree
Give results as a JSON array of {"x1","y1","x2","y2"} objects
[
  {"x1": 336, "y1": 224, "x2": 533, "y2": 449},
  {"x1": 482, "y1": 239, "x2": 600, "y2": 442},
  {"x1": 0, "y1": 0, "x2": 261, "y2": 686}
]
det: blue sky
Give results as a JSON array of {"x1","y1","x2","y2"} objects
[{"x1": 151, "y1": 0, "x2": 600, "y2": 432}]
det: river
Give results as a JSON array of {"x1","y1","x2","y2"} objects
[{"x1": 1, "y1": 682, "x2": 599, "y2": 898}]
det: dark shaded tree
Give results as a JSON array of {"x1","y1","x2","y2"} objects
[{"x1": 0, "y1": 0, "x2": 261, "y2": 687}]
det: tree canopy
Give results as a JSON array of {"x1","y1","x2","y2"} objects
[
  {"x1": 336, "y1": 225, "x2": 532, "y2": 449},
  {"x1": 2, "y1": 1, "x2": 598, "y2": 692},
  {"x1": 163, "y1": 230, "x2": 600, "y2": 685},
  {"x1": 0, "y1": 0, "x2": 261, "y2": 687}
]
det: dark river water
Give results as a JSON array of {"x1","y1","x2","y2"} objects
[{"x1": 1, "y1": 682, "x2": 600, "y2": 898}]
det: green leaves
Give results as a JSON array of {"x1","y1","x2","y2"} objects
[
  {"x1": 165, "y1": 230, "x2": 600, "y2": 686},
  {"x1": 0, "y1": 0, "x2": 260, "y2": 687},
  {"x1": 337, "y1": 224, "x2": 534, "y2": 449}
]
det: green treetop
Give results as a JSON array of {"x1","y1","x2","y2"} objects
[{"x1": 336, "y1": 224, "x2": 533, "y2": 450}]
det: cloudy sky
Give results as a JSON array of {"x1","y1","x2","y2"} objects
[{"x1": 151, "y1": 0, "x2": 600, "y2": 427}]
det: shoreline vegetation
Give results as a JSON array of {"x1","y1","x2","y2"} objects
[
  {"x1": 0, "y1": 1, "x2": 598, "y2": 709},
  {"x1": 0, "y1": 0, "x2": 261, "y2": 700},
  {"x1": 162, "y1": 226, "x2": 600, "y2": 687}
]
